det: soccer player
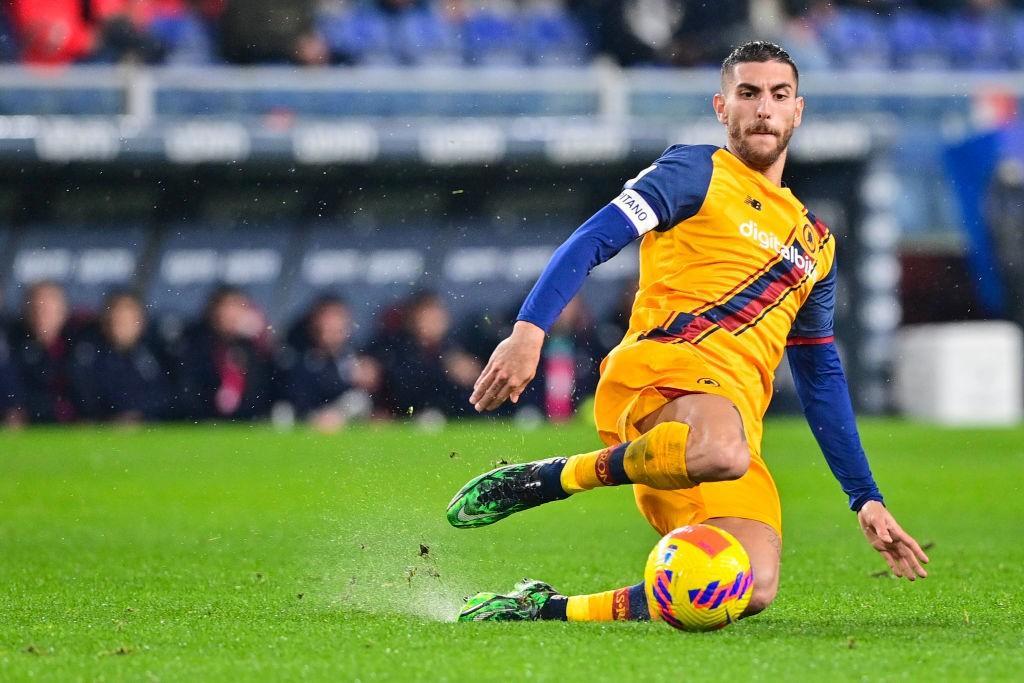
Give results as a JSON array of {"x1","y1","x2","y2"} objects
[{"x1": 446, "y1": 41, "x2": 930, "y2": 623}]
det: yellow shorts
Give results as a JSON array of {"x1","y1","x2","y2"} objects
[{"x1": 593, "y1": 337, "x2": 782, "y2": 537}]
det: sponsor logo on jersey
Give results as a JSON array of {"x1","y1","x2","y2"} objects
[
  {"x1": 612, "y1": 190, "x2": 659, "y2": 235},
  {"x1": 697, "y1": 377, "x2": 720, "y2": 387},
  {"x1": 744, "y1": 196, "x2": 763, "y2": 211},
  {"x1": 738, "y1": 221, "x2": 818, "y2": 277}
]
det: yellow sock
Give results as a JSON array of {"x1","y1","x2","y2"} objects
[
  {"x1": 559, "y1": 421, "x2": 693, "y2": 493},
  {"x1": 623, "y1": 421, "x2": 693, "y2": 490},
  {"x1": 565, "y1": 584, "x2": 653, "y2": 622}
]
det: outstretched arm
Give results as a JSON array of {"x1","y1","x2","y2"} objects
[
  {"x1": 787, "y1": 341, "x2": 930, "y2": 580},
  {"x1": 470, "y1": 204, "x2": 637, "y2": 411}
]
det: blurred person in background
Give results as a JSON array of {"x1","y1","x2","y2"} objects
[
  {"x1": 279, "y1": 296, "x2": 380, "y2": 432},
  {"x1": 219, "y1": 0, "x2": 328, "y2": 64},
  {"x1": 569, "y1": 0, "x2": 750, "y2": 67},
  {"x1": 8, "y1": 0, "x2": 190, "y2": 65},
  {"x1": 7, "y1": 281, "x2": 77, "y2": 423},
  {"x1": 173, "y1": 285, "x2": 274, "y2": 421},
  {"x1": 378, "y1": 290, "x2": 480, "y2": 421},
  {"x1": 0, "y1": 315, "x2": 24, "y2": 427},
  {"x1": 70, "y1": 291, "x2": 169, "y2": 424},
  {"x1": 515, "y1": 296, "x2": 601, "y2": 422}
]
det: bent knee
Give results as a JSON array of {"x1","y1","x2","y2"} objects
[
  {"x1": 694, "y1": 440, "x2": 750, "y2": 482},
  {"x1": 743, "y1": 569, "x2": 779, "y2": 617}
]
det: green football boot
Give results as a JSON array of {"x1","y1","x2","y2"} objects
[
  {"x1": 457, "y1": 579, "x2": 561, "y2": 622},
  {"x1": 446, "y1": 458, "x2": 568, "y2": 529}
]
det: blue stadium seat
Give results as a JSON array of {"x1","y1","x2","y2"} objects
[
  {"x1": 320, "y1": 3, "x2": 395, "y2": 65},
  {"x1": 4, "y1": 225, "x2": 149, "y2": 313},
  {"x1": 520, "y1": 4, "x2": 588, "y2": 66},
  {"x1": 462, "y1": 6, "x2": 524, "y2": 66},
  {"x1": 400, "y1": 6, "x2": 461, "y2": 66},
  {"x1": 888, "y1": 10, "x2": 947, "y2": 71},
  {"x1": 149, "y1": 10, "x2": 216, "y2": 65},
  {"x1": 816, "y1": 8, "x2": 890, "y2": 71},
  {"x1": 946, "y1": 11, "x2": 1013, "y2": 71},
  {"x1": 148, "y1": 225, "x2": 296, "y2": 324}
]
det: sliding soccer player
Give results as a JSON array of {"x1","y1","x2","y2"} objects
[{"x1": 447, "y1": 41, "x2": 929, "y2": 623}]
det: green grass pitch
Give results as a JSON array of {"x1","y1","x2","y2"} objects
[{"x1": 2, "y1": 419, "x2": 1022, "y2": 681}]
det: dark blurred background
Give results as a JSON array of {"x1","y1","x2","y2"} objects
[{"x1": 0, "y1": 0, "x2": 1021, "y2": 430}]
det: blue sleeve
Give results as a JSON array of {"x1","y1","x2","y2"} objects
[
  {"x1": 623, "y1": 144, "x2": 716, "y2": 231},
  {"x1": 789, "y1": 264, "x2": 836, "y2": 342},
  {"x1": 517, "y1": 205, "x2": 637, "y2": 332},
  {"x1": 787, "y1": 341, "x2": 884, "y2": 511}
]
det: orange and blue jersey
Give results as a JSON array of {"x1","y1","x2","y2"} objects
[{"x1": 517, "y1": 144, "x2": 882, "y2": 511}]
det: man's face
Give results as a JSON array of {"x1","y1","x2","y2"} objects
[
  {"x1": 311, "y1": 304, "x2": 351, "y2": 353},
  {"x1": 106, "y1": 297, "x2": 144, "y2": 350},
  {"x1": 713, "y1": 61, "x2": 804, "y2": 171}
]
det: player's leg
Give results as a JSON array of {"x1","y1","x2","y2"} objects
[
  {"x1": 458, "y1": 579, "x2": 652, "y2": 623},
  {"x1": 447, "y1": 393, "x2": 749, "y2": 528},
  {"x1": 704, "y1": 517, "x2": 781, "y2": 616}
]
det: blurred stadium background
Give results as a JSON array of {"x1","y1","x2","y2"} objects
[{"x1": 0, "y1": 0, "x2": 1022, "y2": 430}]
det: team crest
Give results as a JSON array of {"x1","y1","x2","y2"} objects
[{"x1": 800, "y1": 223, "x2": 818, "y2": 254}]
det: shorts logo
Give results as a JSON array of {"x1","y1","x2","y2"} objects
[
  {"x1": 612, "y1": 587, "x2": 630, "y2": 620},
  {"x1": 594, "y1": 448, "x2": 615, "y2": 486},
  {"x1": 697, "y1": 377, "x2": 720, "y2": 387}
]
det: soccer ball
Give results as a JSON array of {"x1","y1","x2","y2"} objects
[{"x1": 644, "y1": 524, "x2": 754, "y2": 631}]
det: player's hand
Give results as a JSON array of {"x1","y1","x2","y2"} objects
[
  {"x1": 857, "y1": 500, "x2": 930, "y2": 581},
  {"x1": 469, "y1": 321, "x2": 545, "y2": 412}
]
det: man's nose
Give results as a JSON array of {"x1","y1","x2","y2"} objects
[{"x1": 756, "y1": 96, "x2": 772, "y2": 117}]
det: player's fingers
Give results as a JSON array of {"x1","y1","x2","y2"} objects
[
  {"x1": 482, "y1": 382, "x2": 515, "y2": 411},
  {"x1": 470, "y1": 366, "x2": 499, "y2": 405},
  {"x1": 893, "y1": 527, "x2": 930, "y2": 565},
  {"x1": 896, "y1": 542, "x2": 928, "y2": 579},
  {"x1": 879, "y1": 549, "x2": 899, "y2": 576},
  {"x1": 873, "y1": 521, "x2": 894, "y2": 545}
]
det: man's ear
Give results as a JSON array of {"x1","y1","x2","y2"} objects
[
  {"x1": 793, "y1": 95, "x2": 805, "y2": 128},
  {"x1": 713, "y1": 92, "x2": 727, "y2": 124}
]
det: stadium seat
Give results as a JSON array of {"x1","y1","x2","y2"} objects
[
  {"x1": 815, "y1": 8, "x2": 890, "y2": 71},
  {"x1": 888, "y1": 10, "x2": 948, "y2": 71},
  {"x1": 148, "y1": 9, "x2": 216, "y2": 65},
  {"x1": 462, "y1": 5, "x2": 524, "y2": 66},
  {"x1": 4, "y1": 225, "x2": 149, "y2": 313},
  {"x1": 945, "y1": 11, "x2": 1013, "y2": 71},
  {"x1": 520, "y1": 4, "x2": 588, "y2": 67},
  {"x1": 319, "y1": 3, "x2": 395, "y2": 65}
]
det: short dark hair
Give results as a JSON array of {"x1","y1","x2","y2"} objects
[{"x1": 721, "y1": 41, "x2": 799, "y2": 90}]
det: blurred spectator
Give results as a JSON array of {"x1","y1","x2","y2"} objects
[
  {"x1": 69, "y1": 291, "x2": 169, "y2": 423},
  {"x1": 8, "y1": 0, "x2": 179, "y2": 65},
  {"x1": 219, "y1": 0, "x2": 328, "y2": 65},
  {"x1": 173, "y1": 286, "x2": 275, "y2": 420},
  {"x1": 7, "y1": 282, "x2": 77, "y2": 423},
  {"x1": 0, "y1": 322, "x2": 24, "y2": 427},
  {"x1": 279, "y1": 296, "x2": 380, "y2": 432},
  {"x1": 515, "y1": 296, "x2": 600, "y2": 421},
  {"x1": 377, "y1": 290, "x2": 480, "y2": 420},
  {"x1": 569, "y1": 0, "x2": 747, "y2": 67}
]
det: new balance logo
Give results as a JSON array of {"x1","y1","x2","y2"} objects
[{"x1": 744, "y1": 196, "x2": 763, "y2": 211}]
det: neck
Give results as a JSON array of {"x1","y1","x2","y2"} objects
[{"x1": 729, "y1": 144, "x2": 788, "y2": 187}]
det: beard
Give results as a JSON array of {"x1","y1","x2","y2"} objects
[{"x1": 728, "y1": 119, "x2": 793, "y2": 171}]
